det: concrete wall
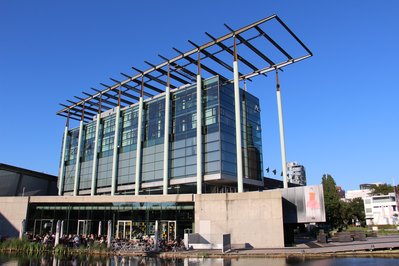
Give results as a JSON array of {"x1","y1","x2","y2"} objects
[
  {"x1": 0, "y1": 197, "x2": 29, "y2": 238},
  {"x1": 194, "y1": 190, "x2": 284, "y2": 248}
]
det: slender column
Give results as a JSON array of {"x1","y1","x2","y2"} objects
[
  {"x1": 135, "y1": 78, "x2": 144, "y2": 195},
  {"x1": 196, "y1": 52, "x2": 203, "y2": 195},
  {"x1": 107, "y1": 220, "x2": 112, "y2": 248},
  {"x1": 241, "y1": 89, "x2": 248, "y2": 179},
  {"x1": 276, "y1": 70, "x2": 288, "y2": 188},
  {"x1": 73, "y1": 120, "x2": 84, "y2": 196},
  {"x1": 58, "y1": 113, "x2": 70, "y2": 196},
  {"x1": 111, "y1": 106, "x2": 121, "y2": 196},
  {"x1": 163, "y1": 65, "x2": 171, "y2": 195},
  {"x1": 91, "y1": 115, "x2": 101, "y2": 196},
  {"x1": 54, "y1": 220, "x2": 61, "y2": 246},
  {"x1": 233, "y1": 37, "x2": 244, "y2": 193}
]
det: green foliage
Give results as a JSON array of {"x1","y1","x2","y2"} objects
[
  {"x1": 322, "y1": 174, "x2": 368, "y2": 230},
  {"x1": 342, "y1": 197, "x2": 366, "y2": 227},
  {"x1": 369, "y1": 183, "x2": 395, "y2": 195},
  {"x1": 0, "y1": 238, "x2": 49, "y2": 254},
  {"x1": 322, "y1": 174, "x2": 345, "y2": 229}
]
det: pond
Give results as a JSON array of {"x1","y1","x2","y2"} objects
[{"x1": 1, "y1": 254, "x2": 399, "y2": 266}]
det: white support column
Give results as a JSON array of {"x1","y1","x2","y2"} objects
[
  {"x1": 135, "y1": 97, "x2": 144, "y2": 195},
  {"x1": 58, "y1": 126, "x2": 69, "y2": 196},
  {"x1": 196, "y1": 74, "x2": 202, "y2": 194},
  {"x1": 91, "y1": 115, "x2": 101, "y2": 196},
  {"x1": 163, "y1": 86, "x2": 170, "y2": 195},
  {"x1": 73, "y1": 120, "x2": 84, "y2": 196},
  {"x1": 54, "y1": 220, "x2": 61, "y2": 246},
  {"x1": 276, "y1": 74, "x2": 288, "y2": 188},
  {"x1": 233, "y1": 60, "x2": 244, "y2": 193},
  {"x1": 111, "y1": 106, "x2": 121, "y2": 196}
]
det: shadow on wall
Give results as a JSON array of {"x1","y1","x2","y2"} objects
[{"x1": 0, "y1": 212, "x2": 19, "y2": 238}]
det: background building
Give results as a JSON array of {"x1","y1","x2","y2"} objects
[
  {"x1": 345, "y1": 189, "x2": 371, "y2": 201},
  {"x1": 364, "y1": 193, "x2": 398, "y2": 225},
  {"x1": 0, "y1": 163, "x2": 57, "y2": 196},
  {"x1": 286, "y1": 162, "x2": 306, "y2": 186}
]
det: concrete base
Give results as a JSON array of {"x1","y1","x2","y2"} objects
[{"x1": 194, "y1": 190, "x2": 284, "y2": 249}]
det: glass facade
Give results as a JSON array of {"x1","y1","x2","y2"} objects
[
  {"x1": 27, "y1": 202, "x2": 194, "y2": 240},
  {"x1": 59, "y1": 75, "x2": 263, "y2": 195}
]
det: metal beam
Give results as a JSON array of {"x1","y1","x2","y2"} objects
[
  {"x1": 143, "y1": 61, "x2": 190, "y2": 85},
  {"x1": 254, "y1": 26, "x2": 293, "y2": 60},
  {"x1": 173, "y1": 47, "x2": 227, "y2": 80},
  {"x1": 83, "y1": 91, "x2": 116, "y2": 108},
  {"x1": 158, "y1": 54, "x2": 197, "y2": 82},
  {"x1": 205, "y1": 32, "x2": 262, "y2": 75},
  {"x1": 119, "y1": 73, "x2": 154, "y2": 97},
  {"x1": 94, "y1": 87, "x2": 134, "y2": 106},
  {"x1": 225, "y1": 24, "x2": 275, "y2": 66},
  {"x1": 109, "y1": 78, "x2": 140, "y2": 101},
  {"x1": 132, "y1": 66, "x2": 176, "y2": 89},
  {"x1": 275, "y1": 15, "x2": 313, "y2": 56},
  {"x1": 127, "y1": 72, "x2": 164, "y2": 94},
  {"x1": 74, "y1": 97, "x2": 102, "y2": 113}
]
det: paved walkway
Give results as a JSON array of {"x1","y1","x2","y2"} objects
[
  {"x1": 157, "y1": 235, "x2": 399, "y2": 258},
  {"x1": 235, "y1": 235, "x2": 399, "y2": 255}
]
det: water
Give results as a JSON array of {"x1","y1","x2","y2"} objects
[{"x1": 0, "y1": 254, "x2": 398, "y2": 266}]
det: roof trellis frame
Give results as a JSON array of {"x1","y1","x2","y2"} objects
[{"x1": 57, "y1": 14, "x2": 312, "y2": 122}]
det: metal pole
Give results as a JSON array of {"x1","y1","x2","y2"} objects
[
  {"x1": 242, "y1": 80, "x2": 248, "y2": 179},
  {"x1": 111, "y1": 105, "x2": 121, "y2": 196},
  {"x1": 276, "y1": 70, "x2": 288, "y2": 188},
  {"x1": 196, "y1": 51, "x2": 203, "y2": 194},
  {"x1": 233, "y1": 37, "x2": 244, "y2": 193},
  {"x1": 163, "y1": 64, "x2": 171, "y2": 195},
  {"x1": 135, "y1": 76, "x2": 144, "y2": 195},
  {"x1": 73, "y1": 119, "x2": 84, "y2": 196},
  {"x1": 58, "y1": 112, "x2": 70, "y2": 196}
]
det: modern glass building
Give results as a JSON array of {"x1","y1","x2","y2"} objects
[
  {"x1": 23, "y1": 15, "x2": 319, "y2": 246},
  {"x1": 59, "y1": 76, "x2": 264, "y2": 196}
]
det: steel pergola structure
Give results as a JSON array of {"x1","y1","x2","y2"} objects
[{"x1": 56, "y1": 14, "x2": 312, "y2": 123}]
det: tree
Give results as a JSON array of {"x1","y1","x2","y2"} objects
[
  {"x1": 322, "y1": 174, "x2": 345, "y2": 229},
  {"x1": 342, "y1": 197, "x2": 366, "y2": 227},
  {"x1": 369, "y1": 183, "x2": 395, "y2": 195}
]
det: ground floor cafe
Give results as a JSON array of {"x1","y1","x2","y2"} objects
[{"x1": 0, "y1": 187, "x2": 326, "y2": 249}]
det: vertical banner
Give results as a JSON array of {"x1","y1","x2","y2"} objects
[{"x1": 304, "y1": 186, "x2": 323, "y2": 221}]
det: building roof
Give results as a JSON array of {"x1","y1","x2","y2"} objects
[
  {"x1": 56, "y1": 14, "x2": 312, "y2": 123},
  {"x1": 0, "y1": 163, "x2": 57, "y2": 181}
]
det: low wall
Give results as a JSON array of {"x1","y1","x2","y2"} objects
[
  {"x1": 194, "y1": 190, "x2": 284, "y2": 248},
  {"x1": 0, "y1": 196, "x2": 29, "y2": 238}
]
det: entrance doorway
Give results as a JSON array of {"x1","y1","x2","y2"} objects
[
  {"x1": 159, "y1": 220, "x2": 176, "y2": 241},
  {"x1": 116, "y1": 220, "x2": 132, "y2": 240},
  {"x1": 77, "y1": 220, "x2": 92, "y2": 236}
]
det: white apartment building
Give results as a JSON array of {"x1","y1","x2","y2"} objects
[
  {"x1": 287, "y1": 162, "x2": 306, "y2": 186},
  {"x1": 345, "y1": 189, "x2": 372, "y2": 200},
  {"x1": 364, "y1": 193, "x2": 398, "y2": 225}
]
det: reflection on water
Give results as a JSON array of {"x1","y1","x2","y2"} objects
[{"x1": 0, "y1": 254, "x2": 398, "y2": 266}]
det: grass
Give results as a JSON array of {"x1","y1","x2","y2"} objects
[{"x1": 0, "y1": 238, "x2": 110, "y2": 255}]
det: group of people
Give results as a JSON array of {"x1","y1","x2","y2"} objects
[
  {"x1": 23, "y1": 232, "x2": 186, "y2": 252},
  {"x1": 25, "y1": 232, "x2": 107, "y2": 248}
]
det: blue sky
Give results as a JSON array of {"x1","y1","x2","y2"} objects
[{"x1": 0, "y1": 1, "x2": 398, "y2": 190}]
